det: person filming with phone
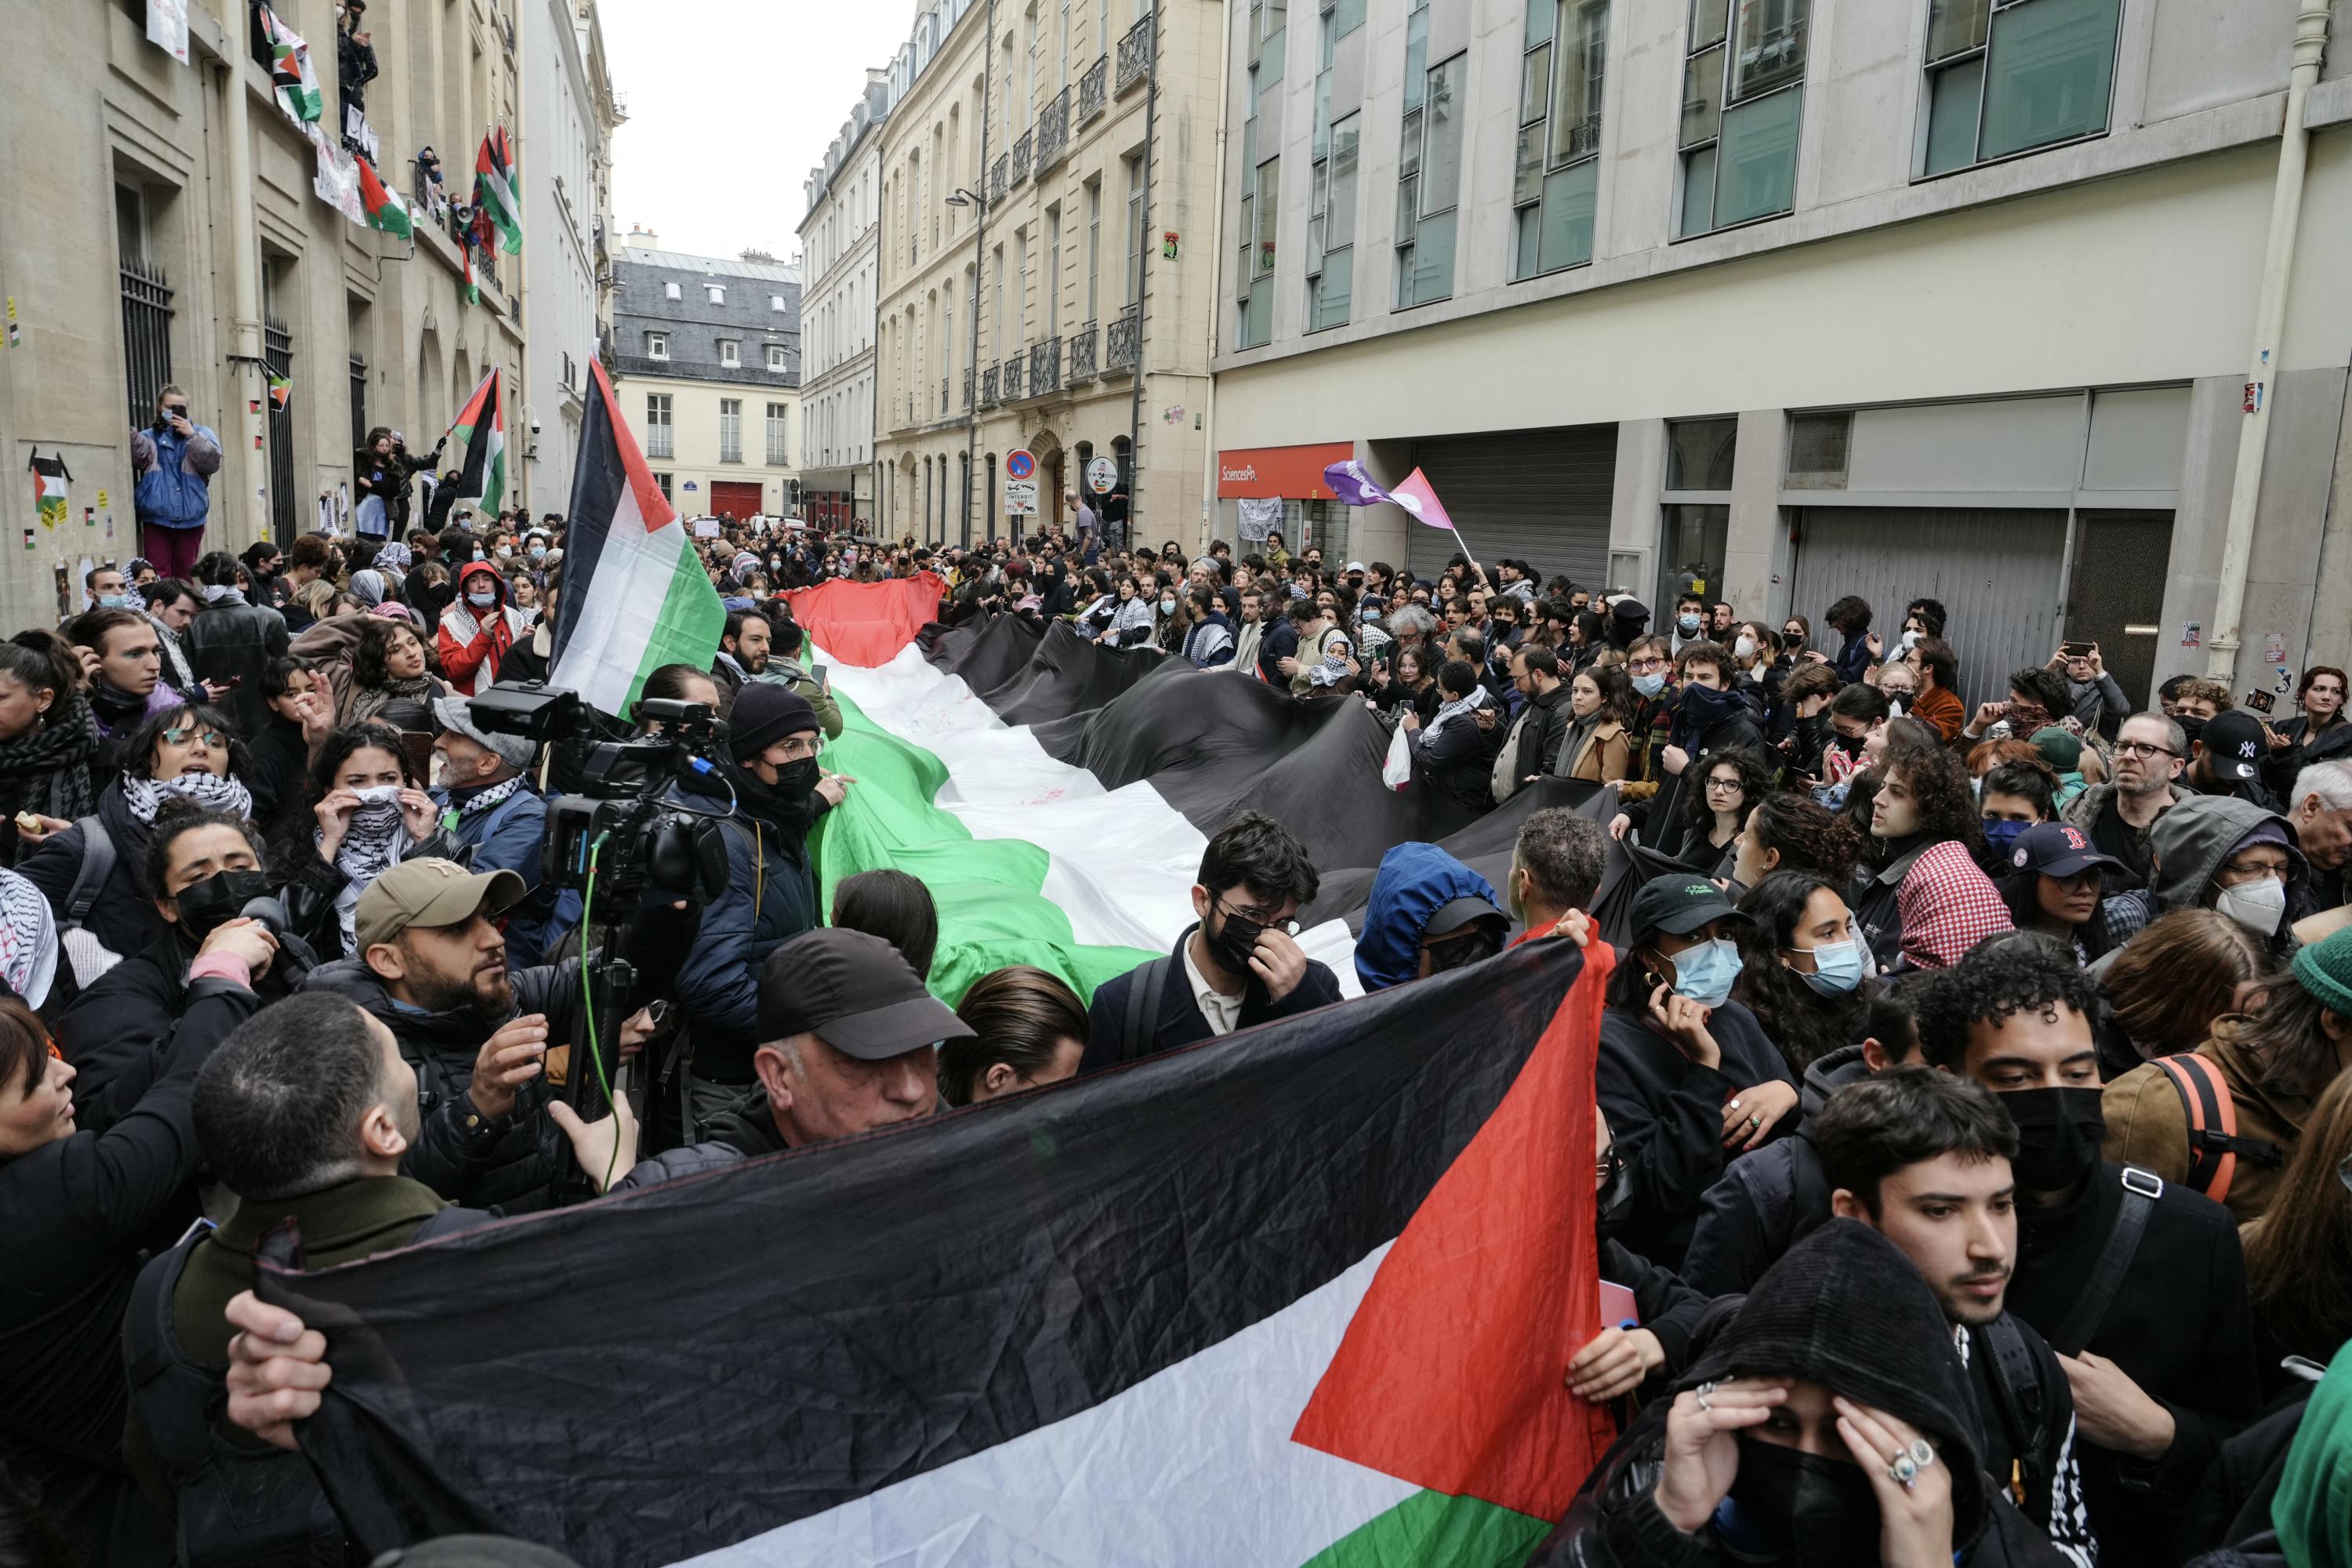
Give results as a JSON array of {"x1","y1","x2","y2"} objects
[
  {"x1": 2050, "y1": 641, "x2": 2130, "y2": 738},
  {"x1": 129, "y1": 384, "x2": 221, "y2": 582}
]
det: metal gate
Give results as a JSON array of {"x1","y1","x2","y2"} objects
[
  {"x1": 1789, "y1": 506, "x2": 2067, "y2": 711},
  {"x1": 119, "y1": 254, "x2": 173, "y2": 433},
  {"x1": 264, "y1": 314, "x2": 296, "y2": 546},
  {"x1": 1403, "y1": 425, "x2": 1616, "y2": 590}
]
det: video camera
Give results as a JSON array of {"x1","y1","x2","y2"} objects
[{"x1": 464, "y1": 682, "x2": 731, "y2": 909}]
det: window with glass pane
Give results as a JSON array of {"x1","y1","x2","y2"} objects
[
  {"x1": 1306, "y1": 109, "x2": 1357, "y2": 333},
  {"x1": 1255, "y1": 158, "x2": 1279, "y2": 278},
  {"x1": 1677, "y1": 0, "x2": 1800, "y2": 237},
  {"x1": 1328, "y1": 118, "x2": 1358, "y2": 249},
  {"x1": 1309, "y1": 248, "x2": 1353, "y2": 330},
  {"x1": 1513, "y1": 0, "x2": 1606, "y2": 281},
  {"x1": 1666, "y1": 417, "x2": 1738, "y2": 490},
  {"x1": 1330, "y1": 0, "x2": 1363, "y2": 36},
  {"x1": 1403, "y1": 5, "x2": 1428, "y2": 109},
  {"x1": 1420, "y1": 57, "x2": 1463, "y2": 214},
  {"x1": 1548, "y1": 1, "x2": 1606, "y2": 165},
  {"x1": 1923, "y1": 0, "x2": 2119, "y2": 174}
]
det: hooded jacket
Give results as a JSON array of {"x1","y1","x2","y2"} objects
[
  {"x1": 185, "y1": 591, "x2": 290, "y2": 737},
  {"x1": 436, "y1": 563, "x2": 531, "y2": 696},
  {"x1": 1679, "y1": 1044, "x2": 1869, "y2": 1298},
  {"x1": 2061, "y1": 778, "x2": 2194, "y2": 890},
  {"x1": 1896, "y1": 840, "x2": 2016, "y2": 970},
  {"x1": 130, "y1": 419, "x2": 223, "y2": 531},
  {"x1": 1530, "y1": 1219, "x2": 2070, "y2": 1568},
  {"x1": 1355, "y1": 843, "x2": 1502, "y2": 992},
  {"x1": 2113, "y1": 797, "x2": 2308, "y2": 964}
]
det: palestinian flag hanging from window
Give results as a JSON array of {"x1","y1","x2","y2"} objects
[
  {"x1": 448, "y1": 368, "x2": 505, "y2": 514},
  {"x1": 354, "y1": 156, "x2": 411, "y2": 240},
  {"x1": 260, "y1": 4, "x2": 322, "y2": 122},
  {"x1": 267, "y1": 373, "x2": 292, "y2": 413},
  {"x1": 540, "y1": 356, "x2": 726, "y2": 717},
  {"x1": 471, "y1": 125, "x2": 522, "y2": 255},
  {"x1": 263, "y1": 933, "x2": 1613, "y2": 1568},
  {"x1": 461, "y1": 240, "x2": 480, "y2": 306}
]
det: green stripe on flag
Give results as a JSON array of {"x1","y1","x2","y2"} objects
[
  {"x1": 1299, "y1": 1488, "x2": 1555, "y2": 1568},
  {"x1": 815, "y1": 688, "x2": 1156, "y2": 1007}
]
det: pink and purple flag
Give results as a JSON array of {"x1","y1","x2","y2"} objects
[{"x1": 1320, "y1": 460, "x2": 1457, "y2": 530}]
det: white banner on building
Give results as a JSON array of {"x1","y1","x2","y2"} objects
[
  {"x1": 146, "y1": 0, "x2": 189, "y2": 63},
  {"x1": 1237, "y1": 497, "x2": 1282, "y2": 543}
]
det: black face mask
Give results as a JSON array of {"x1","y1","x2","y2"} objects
[
  {"x1": 1723, "y1": 1437, "x2": 1883, "y2": 1566},
  {"x1": 2003, "y1": 1085, "x2": 2107, "y2": 1191},
  {"x1": 774, "y1": 757, "x2": 821, "y2": 800},
  {"x1": 1209, "y1": 909, "x2": 1265, "y2": 980},
  {"x1": 2175, "y1": 714, "x2": 2207, "y2": 746},
  {"x1": 172, "y1": 869, "x2": 274, "y2": 940},
  {"x1": 1595, "y1": 1147, "x2": 1637, "y2": 1241}
]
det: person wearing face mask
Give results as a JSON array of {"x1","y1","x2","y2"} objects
[
  {"x1": 1083, "y1": 812, "x2": 1337, "y2": 1069},
  {"x1": 1997, "y1": 822, "x2": 2140, "y2": 965},
  {"x1": 434, "y1": 561, "x2": 532, "y2": 697},
  {"x1": 2103, "y1": 922, "x2": 2352, "y2": 1221},
  {"x1": 1531, "y1": 1218, "x2": 2063, "y2": 1568},
  {"x1": 1609, "y1": 644, "x2": 1766, "y2": 851},
  {"x1": 2104, "y1": 796, "x2": 2307, "y2": 967},
  {"x1": 1669, "y1": 592, "x2": 1710, "y2": 656},
  {"x1": 1918, "y1": 938, "x2": 2258, "y2": 1567},
  {"x1": 1599, "y1": 876, "x2": 1800, "y2": 1271},
  {"x1": 1980, "y1": 757, "x2": 2060, "y2": 860},
  {"x1": 1731, "y1": 869, "x2": 1875, "y2": 1074},
  {"x1": 669, "y1": 686, "x2": 848, "y2": 1134},
  {"x1": 48, "y1": 806, "x2": 314, "y2": 1142}
]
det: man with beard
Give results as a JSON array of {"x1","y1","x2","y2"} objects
[
  {"x1": 119, "y1": 992, "x2": 509, "y2": 1559},
  {"x1": 710, "y1": 608, "x2": 771, "y2": 719},
  {"x1": 1813, "y1": 1065, "x2": 2098, "y2": 1568},
  {"x1": 2067, "y1": 711, "x2": 2191, "y2": 887},
  {"x1": 298, "y1": 858, "x2": 671, "y2": 1210},
  {"x1": 1914, "y1": 935, "x2": 2256, "y2": 1566},
  {"x1": 1081, "y1": 811, "x2": 1339, "y2": 1069}
]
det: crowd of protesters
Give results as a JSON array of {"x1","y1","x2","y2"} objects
[{"x1": 5, "y1": 466, "x2": 2352, "y2": 1566}]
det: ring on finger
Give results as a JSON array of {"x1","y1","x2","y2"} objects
[
  {"x1": 1728, "y1": 1098, "x2": 1742, "y2": 1112},
  {"x1": 1748, "y1": 1114, "x2": 1762, "y2": 1127},
  {"x1": 1889, "y1": 1453, "x2": 1918, "y2": 1487},
  {"x1": 1907, "y1": 1439, "x2": 1935, "y2": 1469},
  {"x1": 1695, "y1": 1380, "x2": 1716, "y2": 1413}
]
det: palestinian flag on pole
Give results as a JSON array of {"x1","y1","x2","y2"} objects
[
  {"x1": 472, "y1": 125, "x2": 522, "y2": 255},
  {"x1": 541, "y1": 357, "x2": 725, "y2": 717},
  {"x1": 266, "y1": 933, "x2": 1613, "y2": 1568},
  {"x1": 260, "y1": 4, "x2": 322, "y2": 122},
  {"x1": 448, "y1": 368, "x2": 505, "y2": 514},
  {"x1": 266, "y1": 374, "x2": 292, "y2": 413},
  {"x1": 354, "y1": 156, "x2": 411, "y2": 239}
]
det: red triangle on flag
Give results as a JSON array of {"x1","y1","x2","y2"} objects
[{"x1": 1290, "y1": 947, "x2": 1619, "y2": 1523}]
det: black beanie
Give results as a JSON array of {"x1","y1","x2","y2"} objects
[{"x1": 729, "y1": 684, "x2": 818, "y2": 763}]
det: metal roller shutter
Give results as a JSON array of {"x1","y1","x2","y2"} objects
[
  {"x1": 1403, "y1": 425, "x2": 1617, "y2": 590},
  {"x1": 1789, "y1": 506, "x2": 2067, "y2": 712}
]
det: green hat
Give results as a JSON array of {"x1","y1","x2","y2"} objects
[
  {"x1": 2030, "y1": 726, "x2": 2083, "y2": 773},
  {"x1": 2292, "y1": 924, "x2": 2352, "y2": 1020}
]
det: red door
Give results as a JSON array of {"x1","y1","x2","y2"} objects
[{"x1": 709, "y1": 481, "x2": 764, "y2": 519}]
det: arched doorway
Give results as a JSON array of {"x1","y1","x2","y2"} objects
[{"x1": 1026, "y1": 426, "x2": 1064, "y2": 538}]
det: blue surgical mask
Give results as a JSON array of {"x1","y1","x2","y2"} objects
[
  {"x1": 1363, "y1": 609, "x2": 1381, "y2": 622},
  {"x1": 100, "y1": 593, "x2": 140, "y2": 612},
  {"x1": 1679, "y1": 613, "x2": 1703, "y2": 633},
  {"x1": 1669, "y1": 938, "x2": 1742, "y2": 1008},
  {"x1": 1796, "y1": 936, "x2": 1867, "y2": 996},
  {"x1": 1982, "y1": 818, "x2": 2029, "y2": 857},
  {"x1": 1633, "y1": 671, "x2": 1668, "y2": 699}
]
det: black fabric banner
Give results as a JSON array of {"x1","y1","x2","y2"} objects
[{"x1": 263, "y1": 942, "x2": 1587, "y2": 1566}]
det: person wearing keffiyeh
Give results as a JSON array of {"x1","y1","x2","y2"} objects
[
  {"x1": 1402, "y1": 661, "x2": 1497, "y2": 813},
  {"x1": 275, "y1": 723, "x2": 459, "y2": 960}
]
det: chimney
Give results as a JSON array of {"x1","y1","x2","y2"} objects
[
  {"x1": 740, "y1": 247, "x2": 775, "y2": 263},
  {"x1": 625, "y1": 223, "x2": 659, "y2": 249}
]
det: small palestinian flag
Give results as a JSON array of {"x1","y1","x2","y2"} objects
[
  {"x1": 461, "y1": 241, "x2": 479, "y2": 306},
  {"x1": 472, "y1": 126, "x2": 522, "y2": 256},
  {"x1": 355, "y1": 157, "x2": 411, "y2": 239},
  {"x1": 449, "y1": 368, "x2": 504, "y2": 514},
  {"x1": 267, "y1": 374, "x2": 292, "y2": 414},
  {"x1": 542, "y1": 357, "x2": 727, "y2": 716},
  {"x1": 28, "y1": 453, "x2": 69, "y2": 532},
  {"x1": 263, "y1": 935, "x2": 1613, "y2": 1567},
  {"x1": 261, "y1": 4, "x2": 322, "y2": 122}
]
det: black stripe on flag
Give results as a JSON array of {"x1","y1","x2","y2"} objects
[
  {"x1": 261, "y1": 939, "x2": 1587, "y2": 1566},
  {"x1": 546, "y1": 360, "x2": 626, "y2": 679},
  {"x1": 453, "y1": 373, "x2": 497, "y2": 500}
]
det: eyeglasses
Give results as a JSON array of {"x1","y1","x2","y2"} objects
[
  {"x1": 162, "y1": 726, "x2": 225, "y2": 748},
  {"x1": 1214, "y1": 895, "x2": 1300, "y2": 936},
  {"x1": 1704, "y1": 776, "x2": 1744, "y2": 794},
  {"x1": 775, "y1": 735, "x2": 825, "y2": 763},
  {"x1": 1629, "y1": 657, "x2": 1670, "y2": 674},
  {"x1": 2114, "y1": 741, "x2": 2176, "y2": 760}
]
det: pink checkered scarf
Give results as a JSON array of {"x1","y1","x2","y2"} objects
[{"x1": 1898, "y1": 840, "x2": 2015, "y2": 970}]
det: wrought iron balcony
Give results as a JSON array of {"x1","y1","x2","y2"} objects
[
  {"x1": 1030, "y1": 336, "x2": 1062, "y2": 395},
  {"x1": 1002, "y1": 351, "x2": 1026, "y2": 401},
  {"x1": 1116, "y1": 16, "x2": 1152, "y2": 95},
  {"x1": 1078, "y1": 56, "x2": 1108, "y2": 124},
  {"x1": 1010, "y1": 130, "x2": 1033, "y2": 187},
  {"x1": 989, "y1": 154, "x2": 1008, "y2": 205},
  {"x1": 963, "y1": 367, "x2": 975, "y2": 412},
  {"x1": 1036, "y1": 89, "x2": 1070, "y2": 173},
  {"x1": 1067, "y1": 321, "x2": 1098, "y2": 381},
  {"x1": 980, "y1": 364, "x2": 1000, "y2": 405},
  {"x1": 1105, "y1": 302, "x2": 1142, "y2": 372},
  {"x1": 941, "y1": 377, "x2": 950, "y2": 417}
]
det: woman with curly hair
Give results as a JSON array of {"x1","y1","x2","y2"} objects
[
  {"x1": 1853, "y1": 738, "x2": 1995, "y2": 970},
  {"x1": 1731, "y1": 788, "x2": 1864, "y2": 891},
  {"x1": 1670, "y1": 744, "x2": 1775, "y2": 874},
  {"x1": 339, "y1": 615, "x2": 445, "y2": 731},
  {"x1": 1733, "y1": 869, "x2": 1875, "y2": 1073}
]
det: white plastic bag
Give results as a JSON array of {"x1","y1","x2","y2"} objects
[{"x1": 1381, "y1": 720, "x2": 1414, "y2": 792}]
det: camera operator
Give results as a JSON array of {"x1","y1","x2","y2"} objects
[
  {"x1": 670, "y1": 686, "x2": 850, "y2": 1137},
  {"x1": 298, "y1": 859, "x2": 681, "y2": 1211}
]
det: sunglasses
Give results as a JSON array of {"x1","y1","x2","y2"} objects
[{"x1": 162, "y1": 727, "x2": 226, "y2": 748}]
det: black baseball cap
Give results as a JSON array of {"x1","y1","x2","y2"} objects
[
  {"x1": 1425, "y1": 892, "x2": 1508, "y2": 938},
  {"x1": 2005, "y1": 821, "x2": 2125, "y2": 880},
  {"x1": 756, "y1": 928, "x2": 974, "y2": 1060},
  {"x1": 1629, "y1": 873, "x2": 1749, "y2": 937},
  {"x1": 2201, "y1": 710, "x2": 2266, "y2": 782}
]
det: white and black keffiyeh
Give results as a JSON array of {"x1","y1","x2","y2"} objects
[
  {"x1": 1308, "y1": 629, "x2": 1356, "y2": 688},
  {"x1": 452, "y1": 775, "x2": 526, "y2": 821},
  {"x1": 326, "y1": 791, "x2": 415, "y2": 951},
  {"x1": 0, "y1": 868, "x2": 58, "y2": 1007},
  {"x1": 1424, "y1": 683, "x2": 1492, "y2": 744},
  {"x1": 121, "y1": 770, "x2": 254, "y2": 824},
  {"x1": 146, "y1": 613, "x2": 198, "y2": 691},
  {"x1": 1109, "y1": 597, "x2": 1154, "y2": 642}
]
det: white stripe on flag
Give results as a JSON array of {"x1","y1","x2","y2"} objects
[
  {"x1": 556, "y1": 476, "x2": 684, "y2": 716},
  {"x1": 673, "y1": 1245, "x2": 1411, "y2": 1568}
]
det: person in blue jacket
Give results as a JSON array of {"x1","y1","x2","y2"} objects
[
  {"x1": 1354, "y1": 841, "x2": 1512, "y2": 992},
  {"x1": 427, "y1": 695, "x2": 569, "y2": 968},
  {"x1": 129, "y1": 383, "x2": 221, "y2": 582}
]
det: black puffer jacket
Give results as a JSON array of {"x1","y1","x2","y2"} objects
[
  {"x1": 1679, "y1": 1044, "x2": 1868, "y2": 1298},
  {"x1": 16, "y1": 779, "x2": 172, "y2": 960},
  {"x1": 1530, "y1": 1219, "x2": 2075, "y2": 1568}
]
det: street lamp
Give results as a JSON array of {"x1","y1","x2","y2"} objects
[{"x1": 948, "y1": 185, "x2": 986, "y2": 550}]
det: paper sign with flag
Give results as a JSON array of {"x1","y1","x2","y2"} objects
[
  {"x1": 539, "y1": 357, "x2": 726, "y2": 717},
  {"x1": 28, "y1": 454, "x2": 69, "y2": 532},
  {"x1": 262, "y1": 938, "x2": 1611, "y2": 1568},
  {"x1": 448, "y1": 368, "x2": 506, "y2": 514},
  {"x1": 355, "y1": 156, "x2": 412, "y2": 239},
  {"x1": 472, "y1": 127, "x2": 523, "y2": 255}
]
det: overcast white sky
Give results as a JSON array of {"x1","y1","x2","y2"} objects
[{"x1": 601, "y1": 2, "x2": 915, "y2": 264}]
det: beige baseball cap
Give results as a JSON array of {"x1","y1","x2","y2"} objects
[{"x1": 354, "y1": 858, "x2": 526, "y2": 951}]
